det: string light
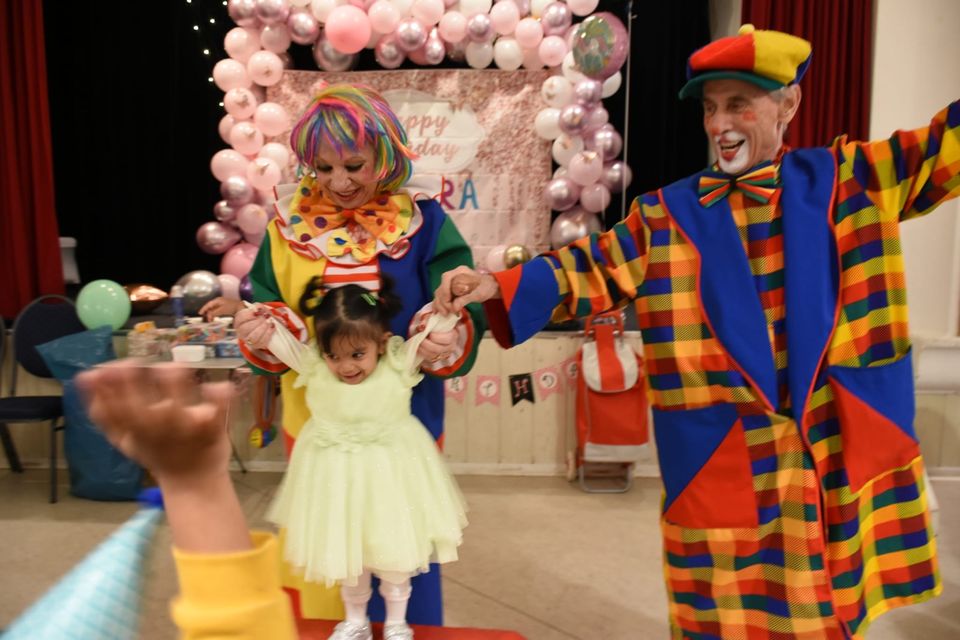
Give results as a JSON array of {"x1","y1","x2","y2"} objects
[
  {"x1": 209, "y1": 18, "x2": 216, "y2": 24},
  {"x1": 203, "y1": 49, "x2": 210, "y2": 55},
  {"x1": 208, "y1": 77, "x2": 214, "y2": 82},
  {"x1": 193, "y1": 25, "x2": 199, "y2": 30}
]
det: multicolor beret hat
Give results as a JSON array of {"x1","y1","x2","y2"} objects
[{"x1": 679, "y1": 24, "x2": 812, "y2": 99}]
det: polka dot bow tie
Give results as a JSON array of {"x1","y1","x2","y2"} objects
[{"x1": 698, "y1": 161, "x2": 780, "y2": 207}]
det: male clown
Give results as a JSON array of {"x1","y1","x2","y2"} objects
[{"x1": 435, "y1": 25, "x2": 960, "y2": 639}]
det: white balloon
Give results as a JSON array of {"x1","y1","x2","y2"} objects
[
  {"x1": 534, "y1": 108, "x2": 562, "y2": 140},
  {"x1": 541, "y1": 75, "x2": 574, "y2": 108},
  {"x1": 530, "y1": 0, "x2": 551, "y2": 18},
  {"x1": 310, "y1": 0, "x2": 344, "y2": 22},
  {"x1": 493, "y1": 37, "x2": 523, "y2": 71},
  {"x1": 562, "y1": 51, "x2": 587, "y2": 84},
  {"x1": 391, "y1": 0, "x2": 414, "y2": 16},
  {"x1": 258, "y1": 142, "x2": 291, "y2": 170},
  {"x1": 459, "y1": 0, "x2": 492, "y2": 16},
  {"x1": 260, "y1": 23, "x2": 292, "y2": 53},
  {"x1": 412, "y1": 0, "x2": 445, "y2": 26},
  {"x1": 602, "y1": 71, "x2": 623, "y2": 98},
  {"x1": 552, "y1": 134, "x2": 585, "y2": 167},
  {"x1": 465, "y1": 40, "x2": 494, "y2": 68}
]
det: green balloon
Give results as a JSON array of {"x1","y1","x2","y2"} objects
[{"x1": 77, "y1": 279, "x2": 132, "y2": 330}]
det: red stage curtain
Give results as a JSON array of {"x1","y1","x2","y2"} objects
[
  {"x1": 742, "y1": 0, "x2": 873, "y2": 148},
  {"x1": 0, "y1": 0, "x2": 64, "y2": 319}
]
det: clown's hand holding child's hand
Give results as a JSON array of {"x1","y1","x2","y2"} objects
[{"x1": 235, "y1": 303, "x2": 276, "y2": 350}]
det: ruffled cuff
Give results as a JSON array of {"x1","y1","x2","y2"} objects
[
  {"x1": 239, "y1": 302, "x2": 308, "y2": 374},
  {"x1": 409, "y1": 302, "x2": 474, "y2": 377}
]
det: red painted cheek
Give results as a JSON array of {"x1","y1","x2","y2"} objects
[{"x1": 741, "y1": 110, "x2": 757, "y2": 122}]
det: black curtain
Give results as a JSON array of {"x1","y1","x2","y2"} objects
[{"x1": 44, "y1": 0, "x2": 709, "y2": 290}]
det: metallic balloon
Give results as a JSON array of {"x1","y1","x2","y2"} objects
[
  {"x1": 503, "y1": 244, "x2": 532, "y2": 268},
  {"x1": 175, "y1": 270, "x2": 225, "y2": 315},
  {"x1": 124, "y1": 284, "x2": 168, "y2": 315},
  {"x1": 466, "y1": 13, "x2": 493, "y2": 43},
  {"x1": 287, "y1": 10, "x2": 320, "y2": 45},
  {"x1": 396, "y1": 18, "x2": 428, "y2": 52},
  {"x1": 196, "y1": 221, "x2": 242, "y2": 255},
  {"x1": 214, "y1": 199, "x2": 239, "y2": 224},
  {"x1": 583, "y1": 104, "x2": 609, "y2": 132},
  {"x1": 501, "y1": 0, "x2": 531, "y2": 16},
  {"x1": 590, "y1": 125, "x2": 623, "y2": 161},
  {"x1": 445, "y1": 38, "x2": 467, "y2": 62},
  {"x1": 228, "y1": 0, "x2": 259, "y2": 26},
  {"x1": 220, "y1": 175, "x2": 255, "y2": 207},
  {"x1": 549, "y1": 207, "x2": 601, "y2": 249},
  {"x1": 239, "y1": 274, "x2": 254, "y2": 302},
  {"x1": 574, "y1": 78, "x2": 603, "y2": 105},
  {"x1": 540, "y1": 1, "x2": 572, "y2": 36},
  {"x1": 543, "y1": 176, "x2": 582, "y2": 211},
  {"x1": 254, "y1": 0, "x2": 290, "y2": 25},
  {"x1": 423, "y1": 28, "x2": 447, "y2": 64},
  {"x1": 313, "y1": 30, "x2": 360, "y2": 71},
  {"x1": 375, "y1": 35, "x2": 406, "y2": 69},
  {"x1": 599, "y1": 160, "x2": 633, "y2": 193},
  {"x1": 558, "y1": 103, "x2": 589, "y2": 137},
  {"x1": 572, "y1": 12, "x2": 629, "y2": 80}
]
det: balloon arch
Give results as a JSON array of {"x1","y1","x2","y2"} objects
[{"x1": 201, "y1": 0, "x2": 631, "y2": 297}]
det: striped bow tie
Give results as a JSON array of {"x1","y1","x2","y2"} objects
[{"x1": 698, "y1": 161, "x2": 779, "y2": 207}]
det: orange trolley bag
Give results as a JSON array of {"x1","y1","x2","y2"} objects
[{"x1": 574, "y1": 312, "x2": 649, "y2": 493}]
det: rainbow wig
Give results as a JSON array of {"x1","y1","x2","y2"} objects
[{"x1": 290, "y1": 83, "x2": 417, "y2": 194}]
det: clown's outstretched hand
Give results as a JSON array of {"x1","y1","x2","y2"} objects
[{"x1": 434, "y1": 265, "x2": 501, "y2": 315}]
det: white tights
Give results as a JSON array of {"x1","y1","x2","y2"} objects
[{"x1": 339, "y1": 571, "x2": 412, "y2": 625}]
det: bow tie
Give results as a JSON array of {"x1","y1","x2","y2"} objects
[{"x1": 698, "y1": 161, "x2": 780, "y2": 207}]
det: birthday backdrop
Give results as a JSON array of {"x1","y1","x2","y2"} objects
[{"x1": 267, "y1": 69, "x2": 553, "y2": 265}]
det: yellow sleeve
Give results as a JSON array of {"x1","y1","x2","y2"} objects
[{"x1": 170, "y1": 531, "x2": 297, "y2": 640}]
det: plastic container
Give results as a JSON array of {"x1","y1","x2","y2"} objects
[{"x1": 171, "y1": 344, "x2": 206, "y2": 362}]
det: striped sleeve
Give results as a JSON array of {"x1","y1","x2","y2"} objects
[
  {"x1": 487, "y1": 198, "x2": 650, "y2": 347},
  {"x1": 838, "y1": 100, "x2": 960, "y2": 222}
]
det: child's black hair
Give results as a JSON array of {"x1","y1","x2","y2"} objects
[{"x1": 298, "y1": 275, "x2": 403, "y2": 354}]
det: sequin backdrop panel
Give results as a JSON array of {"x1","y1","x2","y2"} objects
[{"x1": 267, "y1": 69, "x2": 553, "y2": 265}]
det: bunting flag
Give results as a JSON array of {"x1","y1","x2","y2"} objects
[
  {"x1": 475, "y1": 375, "x2": 501, "y2": 406},
  {"x1": 534, "y1": 366, "x2": 562, "y2": 400},
  {"x1": 445, "y1": 376, "x2": 467, "y2": 403},
  {"x1": 509, "y1": 373, "x2": 536, "y2": 406},
  {"x1": 563, "y1": 356, "x2": 580, "y2": 390}
]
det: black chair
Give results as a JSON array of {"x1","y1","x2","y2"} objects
[{"x1": 0, "y1": 295, "x2": 86, "y2": 502}]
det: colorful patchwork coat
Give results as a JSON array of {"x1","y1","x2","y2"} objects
[
  {"x1": 242, "y1": 186, "x2": 485, "y2": 625},
  {"x1": 486, "y1": 101, "x2": 959, "y2": 638}
]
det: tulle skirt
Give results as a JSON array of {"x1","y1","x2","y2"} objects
[{"x1": 267, "y1": 416, "x2": 468, "y2": 587}]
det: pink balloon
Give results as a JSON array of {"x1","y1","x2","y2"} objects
[
  {"x1": 213, "y1": 59, "x2": 250, "y2": 91},
  {"x1": 538, "y1": 35, "x2": 567, "y2": 67},
  {"x1": 197, "y1": 221, "x2": 242, "y2": 255},
  {"x1": 260, "y1": 23, "x2": 292, "y2": 52},
  {"x1": 224, "y1": 27, "x2": 261, "y2": 63},
  {"x1": 247, "y1": 50, "x2": 284, "y2": 86},
  {"x1": 224, "y1": 87, "x2": 258, "y2": 119},
  {"x1": 412, "y1": 0, "x2": 445, "y2": 26},
  {"x1": 540, "y1": 1, "x2": 572, "y2": 37},
  {"x1": 230, "y1": 121, "x2": 265, "y2": 155},
  {"x1": 214, "y1": 199, "x2": 239, "y2": 223},
  {"x1": 514, "y1": 17, "x2": 543, "y2": 48},
  {"x1": 489, "y1": 0, "x2": 519, "y2": 35},
  {"x1": 218, "y1": 274, "x2": 242, "y2": 300},
  {"x1": 236, "y1": 203, "x2": 270, "y2": 235},
  {"x1": 437, "y1": 11, "x2": 467, "y2": 43},
  {"x1": 258, "y1": 141, "x2": 291, "y2": 169},
  {"x1": 485, "y1": 245, "x2": 508, "y2": 272},
  {"x1": 579, "y1": 183, "x2": 611, "y2": 213},
  {"x1": 228, "y1": 0, "x2": 259, "y2": 27},
  {"x1": 375, "y1": 34, "x2": 406, "y2": 68},
  {"x1": 599, "y1": 160, "x2": 633, "y2": 193},
  {"x1": 254, "y1": 102, "x2": 290, "y2": 136},
  {"x1": 246, "y1": 157, "x2": 282, "y2": 190},
  {"x1": 220, "y1": 242, "x2": 260, "y2": 278},
  {"x1": 254, "y1": 0, "x2": 290, "y2": 25},
  {"x1": 211, "y1": 149, "x2": 251, "y2": 181},
  {"x1": 244, "y1": 231, "x2": 266, "y2": 247},
  {"x1": 221, "y1": 175, "x2": 255, "y2": 206},
  {"x1": 566, "y1": 0, "x2": 599, "y2": 16},
  {"x1": 543, "y1": 177, "x2": 581, "y2": 211},
  {"x1": 369, "y1": 0, "x2": 401, "y2": 34},
  {"x1": 287, "y1": 10, "x2": 320, "y2": 44},
  {"x1": 325, "y1": 5, "x2": 371, "y2": 54},
  {"x1": 568, "y1": 150, "x2": 604, "y2": 186},
  {"x1": 583, "y1": 105, "x2": 609, "y2": 132},
  {"x1": 219, "y1": 114, "x2": 239, "y2": 144}
]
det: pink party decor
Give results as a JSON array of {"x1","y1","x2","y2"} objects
[
  {"x1": 253, "y1": 102, "x2": 291, "y2": 136},
  {"x1": 218, "y1": 274, "x2": 242, "y2": 300},
  {"x1": 396, "y1": 18, "x2": 429, "y2": 51},
  {"x1": 221, "y1": 242, "x2": 260, "y2": 278},
  {"x1": 325, "y1": 5, "x2": 372, "y2": 54},
  {"x1": 254, "y1": 0, "x2": 291, "y2": 25},
  {"x1": 220, "y1": 175, "x2": 255, "y2": 207},
  {"x1": 568, "y1": 150, "x2": 604, "y2": 186},
  {"x1": 228, "y1": 0, "x2": 259, "y2": 27},
  {"x1": 513, "y1": 17, "x2": 543, "y2": 48},
  {"x1": 246, "y1": 158, "x2": 282, "y2": 190},
  {"x1": 229, "y1": 121, "x2": 265, "y2": 155},
  {"x1": 493, "y1": 37, "x2": 523, "y2": 70},
  {"x1": 214, "y1": 200, "x2": 239, "y2": 224},
  {"x1": 287, "y1": 10, "x2": 321, "y2": 44},
  {"x1": 572, "y1": 12, "x2": 629, "y2": 80},
  {"x1": 540, "y1": 2, "x2": 572, "y2": 37},
  {"x1": 213, "y1": 59, "x2": 250, "y2": 91},
  {"x1": 375, "y1": 35, "x2": 406, "y2": 68},
  {"x1": 465, "y1": 13, "x2": 493, "y2": 43},
  {"x1": 224, "y1": 87, "x2": 258, "y2": 118},
  {"x1": 247, "y1": 50, "x2": 285, "y2": 86},
  {"x1": 437, "y1": 11, "x2": 467, "y2": 43},
  {"x1": 260, "y1": 23, "x2": 293, "y2": 52},
  {"x1": 197, "y1": 222, "x2": 242, "y2": 255},
  {"x1": 236, "y1": 203, "x2": 270, "y2": 235},
  {"x1": 600, "y1": 160, "x2": 632, "y2": 193},
  {"x1": 412, "y1": 0, "x2": 445, "y2": 26},
  {"x1": 485, "y1": 244, "x2": 508, "y2": 272},
  {"x1": 579, "y1": 182, "x2": 611, "y2": 213},
  {"x1": 557, "y1": 102, "x2": 588, "y2": 136},
  {"x1": 218, "y1": 114, "x2": 239, "y2": 144},
  {"x1": 224, "y1": 27, "x2": 261, "y2": 63},
  {"x1": 543, "y1": 177, "x2": 581, "y2": 211},
  {"x1": 368, "y1": 0, "x2": 401, "y2": 34},
  {"x1": 537, "y1": 35, "x2": 567, "y2": 67},
  {"x1": 211, "y1": 149, "x2": 250, "y2": 181},
  {"x1": 313, "y1": 31, "x2": 360, "y2": 71},
  {"x1": 489, "y1": 0, "x2": 520, "y2": 35},
  {"x1": 566, "y1": 0, "x2": 599, "y2": 16}
]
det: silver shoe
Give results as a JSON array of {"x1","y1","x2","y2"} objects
[
  {"x1": 328, "y1": 619, "x2": 373, "y2": 640},
  {"x1": 383, "y1": 622, "x2": 414, "y2": 640}
]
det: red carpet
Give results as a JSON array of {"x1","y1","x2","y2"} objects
[{"x1": 297, "y1": 620, "x2": 526, "y2": 639}]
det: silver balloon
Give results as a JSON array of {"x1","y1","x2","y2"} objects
[
  {"x1": 543, "y1": 177, "x2": 581, "y2": 211},
  {"x1": 313, "y1": 31, "x2": 359, "y2": 71},
  {"x1": 220, "y1": 175, "x2": 254, "y2": 207},
  {"x1": 396, "y1": 18, "x2": 428, "y2": 52},
  {"x1": 196, "y1": 222, "x2": 241, "y2": 255},
  {"x1": 214, "y1": 199, "x2": 239, "y2": 224},
  {"x1": 558, "y1": 103, "x2": 589, "y2": 137},
  {"x1": 574, "y1": 79, "x2": 603, "y2": 105},
  {"x1": 600, "y1": 161, "x2": 633, "y2": 193},
  {"x1": 287, "y1": 10, "x2": 320, "y2": 45},
  {"x1": 254, "y1": 0, "x2": 290, "y2": 25},
  {"x1": 541, "y1": 1, "x2": 572, "y2": 36},
  {"x1": 590, "y1": 125, "x2": 623, "y2": 161},
  {"x1": 228, "y1": 0, "x2": 259, "y2": 26},
  {"x1": 550, "y1": 207, "x2": 601, "y2": 249},
  {"x1": 423, "y1": 29, "x2": 446, "y2": 65},
  {"x1": 445, "y1": 39, "x2": 467, "y2": 62},
  {"x1": 466, "y1": 13, "x2": 493, "y2": 43},
  {"x1": 375, "y1": 35, "x2": 406, "y2": 69},
  {"x1": 175, "y1": 270, "x2": 225, "y2": 315}
]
